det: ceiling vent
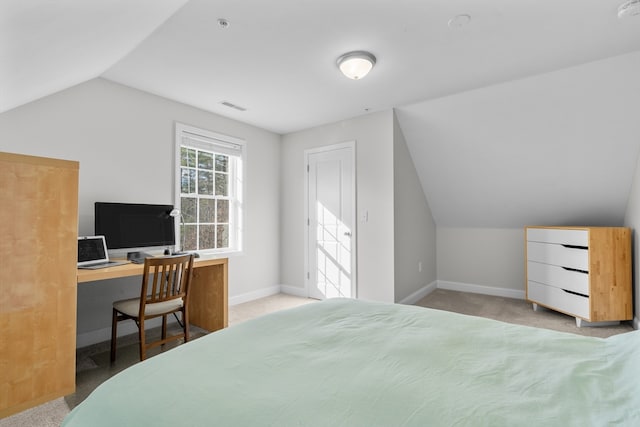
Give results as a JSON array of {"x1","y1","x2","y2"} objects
[
  {"x1": 618, "y1": 0, "x2": 640, "y2": 18},
  {"x1": 220, "y1": 101, "x2": 247, "y2": 112}
]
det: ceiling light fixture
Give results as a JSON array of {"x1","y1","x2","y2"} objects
[
  {"x1": 618, "y1": 0, "x2": 640, "y2": 18},
  {"x1": 337, "y1": 51, "x2": 376, "y2": 80}
]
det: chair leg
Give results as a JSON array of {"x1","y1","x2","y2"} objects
[
  {"x1": 139, "y1": 317, "x2": 146, "y2": 361},
  {"x1": 161, "y1": 315, "x2": 167, "y2": 340},
  {"x1": 183, "y1": 308, "x2": 190, "y2": 343},
  {"x1": 110, "y1": 308, "x2": 118, "y2": 363}
]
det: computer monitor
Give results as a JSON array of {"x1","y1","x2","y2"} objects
[{"x1": 94, "y1": 202, "x2": 176, "y2": 250}]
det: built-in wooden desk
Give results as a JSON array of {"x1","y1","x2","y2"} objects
[{"x1": 78, "y1": 257, "x2": 228, "y2": 332}]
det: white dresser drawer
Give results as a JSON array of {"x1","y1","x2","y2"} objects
[
  {"x1": 526, "y1": 241, "x2": 589, "y2": 271},
  {"x1": 527, "y1": 281, "x2": 590, "y2": 319},
  {"x1": 526, "y1": 228, "x2": 588, "y2": 247},
  {"x1": 527, "y1": 261, "x2": 589, "y2": 296}
]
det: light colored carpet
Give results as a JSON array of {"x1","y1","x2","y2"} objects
[
  {"x1": 415, "y1": 289, "x2": 634, "y2": 338},
  {"x1": 229, "y1": 293, "x2": 315, "y2": 325},
  {"x1": 0, "y1": 398, "x2": 68, "y2": 427},
  {"x1": 3, "y1": 290, "x2": 634, "y2": 425}
]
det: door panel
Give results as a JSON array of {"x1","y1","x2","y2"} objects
[{"x1": 307, "y1": 145, "x2": 355, "y2": 300}]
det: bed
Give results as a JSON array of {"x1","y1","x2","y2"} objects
[{"x1": 62, "y1": 298, "x2": 640, "y2": 426}]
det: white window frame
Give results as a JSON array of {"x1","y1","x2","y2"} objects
[{"x1": 174, "y1": 122, "x2": 245, "y2": 255}]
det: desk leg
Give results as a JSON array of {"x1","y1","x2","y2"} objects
[{"x1": 189, "y1": 262, "x2": 228, "y2": 332}]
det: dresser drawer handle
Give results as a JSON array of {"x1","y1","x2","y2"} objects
[
  {"x1": 561, "y1": 266, "x2": 588, "y2": 274},
  {"x1": 561, "y1": 244, "x2": 588, "y2": 250},
  {"x1": 562, "y1": 289, "x2": 588, "y2": 298}
]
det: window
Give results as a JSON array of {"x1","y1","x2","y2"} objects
[{"x1": 175, "y1": 123, "x2": 244, "y2": 254}]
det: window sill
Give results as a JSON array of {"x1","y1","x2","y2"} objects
[{"x1": 195, "y1": 249, "x2": 243, "y2": 260}]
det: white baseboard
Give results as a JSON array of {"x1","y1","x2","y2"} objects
[
  {"x1": 437, "y1": 280, "x2": 526, "y2": 300},
  {"x1": 229, "y1": 284, "x2": 308, "y2": 305},
  {"x1": 279, "y1": 284, "x2": 308, "y2": 298},
  {"x1": 398, "y1": 281, "x2": 438, "y2": 305},
  {"x1": 78, "y1": 285, "x2": 286, "y2": 348},
  {"x1": 229, "y1": 285, "x2": 282, "y2": 306},
  {"x1": 77, "y1": 316, "x2": 169, "y2": 349}
]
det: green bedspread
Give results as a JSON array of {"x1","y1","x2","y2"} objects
[{"x1": 62, "y1": 298, "x2": 640, "y2": 426}]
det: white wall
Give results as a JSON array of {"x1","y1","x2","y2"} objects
[
  {"x1": 4, "y1": 57, "x2": 636, "y2": 345},
  {"x1": 437, "y1": 227, "x2": 525, "y2": 299},
  {"x1": 0, "y1": 78, "x2": 282, "y2": 346},
  {"x1": 280, "y1": 111, "x2": 395, "y2": 303},
  {"x1": 392, "y1": 111, "x2": 437, "y2": 303},
  {"x1": 397, "y1": 50, "x2": 640, "y2": 229},
  {"x1": 624, "y1": 150, "x2": 640, "y2": 327},
  {"x1": 396, "y1": 52, "x2": 640, "y2": 299}
]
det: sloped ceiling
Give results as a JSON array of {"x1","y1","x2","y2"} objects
[
  {"x1": 3, "y1": 0, "x2": 640, "y2": 228},
  {"x1": 395, "y1": 51, "x2": 640, "y2": 228},
  {"x1": 0, "y1": 0, "x2": 189, "y2": 112}
]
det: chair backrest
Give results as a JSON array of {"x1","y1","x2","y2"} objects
[{"x1": 140, "y1": 254, "x2": 195, "y2": 309}]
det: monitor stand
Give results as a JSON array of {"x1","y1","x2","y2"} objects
[{"x1": 126, "y1": 251, "x2": 152, "y2": 264}]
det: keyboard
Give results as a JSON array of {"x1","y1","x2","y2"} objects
[{"x1": 78, "y1": 260, "x2": 129, "y2": 270}]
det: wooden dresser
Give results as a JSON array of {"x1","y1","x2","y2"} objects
[
  {"x1": 525, "y1": 226, "x2": 632, "y2": 327},
  {"x1": 0, "y1": 152, "x2": 79, "y2": 417}
]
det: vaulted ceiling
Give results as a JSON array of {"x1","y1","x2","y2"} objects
[{"x1": 3, "y1": 0, "x2": 640, "y2": 227}]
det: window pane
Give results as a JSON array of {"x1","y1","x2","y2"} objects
[
  {"x1": 181, "y1": 168, "x2": 196, "y2": 194},
  {"x1": 217, "y1": 199, "x2": 229, "y2": 223},
  {"x1": 198, "y1": 170, "x2": 214, "y2": 195},
  {"x1": 181, "y1": 197, "x2": 197, "y2": 223},
  {"x1": 215, "y1": 155, "x2": 228, "y2": 172},
  {"x1": 181, "y1": 147, "x2": 196, "y2": 168},
  {"x1": 179, "y1": 128, "x2": 242, "y2": 255},
  {"x1": 215, "y1": 173, "x2": 228, "y2": 196},
  {"x1": 182, "y1": 224, "x2": 197, "y2": 251},
  {"x1": 217, "y1": 224, "x2": 229, "y2": 248},
  {"x1": 199, "y1": 225, "x2": 215, "y2": 249},
  {"x1": 199, "y1": 199, "x2": 215, "y2": 223},
  {"x1": 198, "y1": 152, "x2": 214, "y2": 170}
]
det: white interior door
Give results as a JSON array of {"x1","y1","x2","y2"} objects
[{"x1": 306, "y1": 143, "x2": 356, "y2": 300}]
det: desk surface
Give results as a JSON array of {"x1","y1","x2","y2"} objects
[
  {"x1": 77, "y1": 256, "x2": 228, "y2": 332},
  {"x1": 77, "y1": 257, "x2": 227, "y2": 283}
]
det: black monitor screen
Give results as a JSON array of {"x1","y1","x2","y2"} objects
[{"x1": 95, "y1": 202, "x2": 175, "y2": 249}]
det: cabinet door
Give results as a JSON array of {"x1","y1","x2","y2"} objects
[
  {"x1": 527, "y1": 261, "x2": 589, "y2": 295},
  {"x1": 0, "y1": 152, "x2": 79, "y2": 417},
  {"x1": 526, "y1": 242, "x2": 589, "y2": 271},
  {"x1": 527, "y1": 281, "x2": 590, "y2": 319},
  {"x1": 526, "y1": 228, "x2": 588, "y2": 247}
]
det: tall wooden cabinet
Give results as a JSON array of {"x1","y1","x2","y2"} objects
[
  {"x1": 525, "y1": 226, "x2": 632, "y2": 327},
  {"x1": 0, "y1": 152, "x2": 79, "y2": 418}
]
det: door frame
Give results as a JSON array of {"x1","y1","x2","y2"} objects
[{"x1": 304, "y1": 141, "x2": 357, "y2": 299}]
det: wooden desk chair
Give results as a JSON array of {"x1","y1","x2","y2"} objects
[{"x1": 110, "y1": 254, "x2": 195, "y2": 362}]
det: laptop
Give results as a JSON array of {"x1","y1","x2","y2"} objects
[{"x1": 77, "y1": 236, "x2": 129, "y2": 269}]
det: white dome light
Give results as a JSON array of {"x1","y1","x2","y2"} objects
[
  {"x1": 337, "y1": 51, "x2": 376, "y2": 80},
  {"x1": 618, "y1": 0, "x2": 640, "y2": 18}
]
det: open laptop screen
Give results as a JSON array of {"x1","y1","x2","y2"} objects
[{"x1": 77, "y1": 236, "x2": 109, "y2": 266}]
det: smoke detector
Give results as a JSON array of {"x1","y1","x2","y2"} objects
[
  {"x1": 618, "y1": 0, "x2": 640, "y2": 18},
  {"x1": 448, "y1": 14, "x2": 471, "y2": 28}
]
